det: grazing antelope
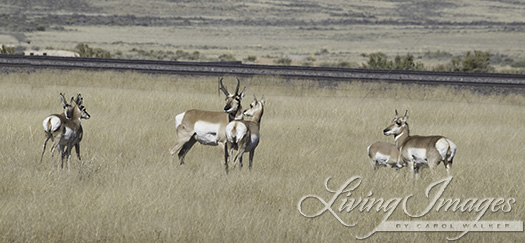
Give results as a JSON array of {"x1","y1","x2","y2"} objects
[
  {"x1": 383, "y1": 110, "x2": 457, "y2": 176},
  {"x1": 367, "y1": 141, "x2": 403, "y2": 170},
  {"x1": 41, "y1": 93, "x2": 90, "y2": 169},
  {"x1": 169, "y1": 78, "x2": 246, "y2": 168},
  {"x1": 225, "y1": 95, "x2": 265, "y2": 172}
]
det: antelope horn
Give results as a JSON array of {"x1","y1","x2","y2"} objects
[
  {"x1": 219, "y1": 78, "x2": 229, "y2": 96},
  {"x1": 235, "y1": 78, "x2": 241, "y2": 95},
  {"x1": 75, "y1": 93, "x2": 83, "y2": 106}
]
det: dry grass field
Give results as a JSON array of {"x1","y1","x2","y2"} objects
[{"x1": 0, "y1": 70, "x2": 523, "y2": 242}]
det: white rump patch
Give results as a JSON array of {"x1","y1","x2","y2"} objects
[
  {"x1": 435, "y1": 138, "x2": 449, "y2": 160},
  {"x1": 446, "y1": 139, "x2": 457, "y2": 161},
  {"x1": 225, "y1": 122, "x2": 235, "y2": 142},
  {"x1": 43, "y1": 116, "x2": 61, "y2": 132},
  {"x1": 43, "y1": 117, "x2": 51, "y2": 131},
  {"x1": 175, "y1": 112, "x2": 186, "y2": 129},
  {"x1": 194, "y1": 121, "x2": 221, "y2": 145},
  {"x1": 235, "y1": 123, "x2": 248, "y2": 143},
  {"x1": 226, "y1": 121, "x2": 247, "y2": 144}
]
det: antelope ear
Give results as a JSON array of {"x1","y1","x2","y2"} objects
[
  {"x1": 240, "y1": 87, "x2": 246, "y2": 99},
  {"x1": 260, "y1": 95, "x2": 266, "y2": 106},
  {"x1": 394, "y1": 109, "x2": 399, "y2": 119},
  {"x1": 403, "y1": 110, "x2": 409, "y2": 122},
  {"x1": 60, "y1": 93, "x2": 67, "y2": 106}
]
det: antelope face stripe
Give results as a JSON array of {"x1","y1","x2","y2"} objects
[
  {"x1": 383, "y1": 128, "x2": 394, "y2": 136},
  {"x1": 224, "y1": 102, "x2": 240, "y2": 113},
  {"x1": 80, "y1": 106, "x2": 91, "y2": 119}
]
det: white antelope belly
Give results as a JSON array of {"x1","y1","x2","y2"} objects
[
  {"x1": 407, "y1": 148, "x2": 427, "y2": 164},
  {"x1": 194, "y1": 121, "x2": 221, "y2": 145},
  {"x1": 374, "y1": 152, "x2": 391, "y2": 165}
]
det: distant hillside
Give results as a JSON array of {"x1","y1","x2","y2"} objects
[{"x1": 1, "y1": 0, "x2": 524, "y2": 32}]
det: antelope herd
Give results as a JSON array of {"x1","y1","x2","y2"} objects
[
  {"x1": 368, "y1": 110, "x2": 457, "y2": 177},
  {"x1": 40, "y1": 78, "x2": 456, "y2": 177},
  {"x1": 169, "y1": 78, "x2": 253, "y2": 173},
  {"x1": 225, "y1": 95, "x2": 265, "y2": 172},
  {"x1": 40, "y1": 93, "x2": 90, "y2": 170}
]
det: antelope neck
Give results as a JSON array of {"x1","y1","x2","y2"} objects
[
  {"x1": 394, "y1": 126, "x2": 410, "y2": 148},
  {"x1": 249, "y1": 110, "x2": 263, "y2": 124},
  {"x1": 229, "y1": 107, "x2": 244, "y2": 121}
]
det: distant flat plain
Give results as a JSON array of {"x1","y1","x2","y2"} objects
[{"x1": 0, "y1": 0, "x2": 524, "y2": 70}]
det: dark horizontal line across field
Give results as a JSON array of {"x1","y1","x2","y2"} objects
[{"x1": 1, "y1": 55, "x2": 524, "y2": 91}]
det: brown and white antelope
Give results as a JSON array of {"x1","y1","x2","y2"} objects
[
  {"x1": 169, "y1": 78, "x2": 246, "y2": 168},
  {"x1": 41, "y1": 93, "x2": 81, "y2": 162},
  {"x1": 225, "y1": 95, "x2": 265, "y2": 172},
  {"x1": 41, "y1": 93, "x2": 90, "y2": 169},
  {"x1": 367, "y1": 141, "x2": 402, "y2": 170},
  {"x1": 383, "y1": 110, "x2": 457, "y2": 176}
]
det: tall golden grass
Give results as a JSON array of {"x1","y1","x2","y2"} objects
[{"x1": 0, "y1": 70, "x2": 523, "y2": 242}]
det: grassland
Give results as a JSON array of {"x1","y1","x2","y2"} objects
[{"x1": 0, "y1": 70, "x2": 524, "y2": 242}]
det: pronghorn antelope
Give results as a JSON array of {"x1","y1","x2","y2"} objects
[
  {"x1": 169, "y1": 78, "x2": 246, "y2": 167},
  {"x1": 40, "y1": 93, "x2": 90, "y2": 169},
  {"x1": 41, "y1": 93, "x2": 81, "y2": 162},
  {"x1": 225, "y1": 95, "x2": 265, "y2": 172},
  {"x1": 383, "y1": 110, "x2": 457, "y2": 176},
  {"x1": 367, "y1": 141, "x2": 402, "y2": 170}
]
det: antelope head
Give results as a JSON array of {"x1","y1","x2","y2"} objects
[
  {"x1": 67, "y1": 97, "x2": 82, "y2": 121},
  {"x1": 243, "y1": 95, "x2": 265, "y2": 120},
  {"x1": 219, "y1": 78, "x2": 246, "y2": 120},
  {"x1": 75, "y1": 94, "x2": 91, "y2": 120},
  {"x1": 60, "y1": 93, "x2": 90, "y2": 120},
  {"x1": 79, "y1": 104, "x2": 91, "y2": 120},
  {"x1": 383, "y1": 110, "x2": 408, "y2": 136},
  {"x1": 60, "y1": 93, "x2": 75, "y2": 120}
]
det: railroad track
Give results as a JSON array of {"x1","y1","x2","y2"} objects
[{"x1": 1, "y1": 55, "x2": 525, "y2": 91}]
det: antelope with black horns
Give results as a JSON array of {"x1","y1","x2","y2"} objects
[
  {"x1": 383, "y1": 110, "x2": 457, "y2": 177},
  {"x1": 169, "y1": 78, "x2": 246, "y2": 169}
]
